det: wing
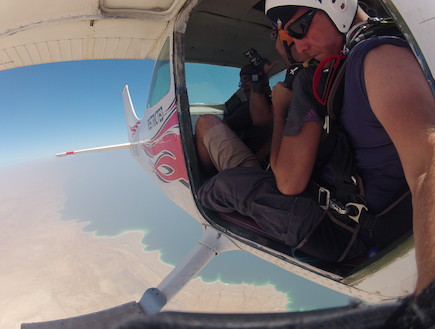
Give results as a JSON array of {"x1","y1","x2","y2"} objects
[{"x1": 0, "y1": 0, "x2": 188, "y2": 71}]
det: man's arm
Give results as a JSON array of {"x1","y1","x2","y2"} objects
[
  {"x1": 270, "y1": 82, "x2": 322, "y2": 195},
  {"x1": 413, "y1": 130, "x2": 435, "y2": 295},
  {"x1": 248, "y1": 61, "x2": 278, "y2": 127},
  {"x1": 249, "y1": 91, "x2": 273, "y2": 126},
  {"x1": 364, "y1": 44, "x2": 435, "y2": 294}
]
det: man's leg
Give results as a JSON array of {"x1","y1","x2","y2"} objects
[
  {"x1": 198, "y1": 167, "x2": 323, "y2": 247},
  {"x1": 195, "y1": 114, "x2": 221, "y2": 174},
  {"x1": 195, "y1": 114, "x2": 261, "y2": 172}
]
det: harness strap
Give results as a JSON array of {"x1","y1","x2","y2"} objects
[{"x1": 326, "y1": 59, "x2": 347, "y2": 120}]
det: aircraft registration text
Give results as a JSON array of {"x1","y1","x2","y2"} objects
[{"x1": 147, "y1": 106, "x2": 164, "y2": 130}]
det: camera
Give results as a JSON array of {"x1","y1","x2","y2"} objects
[{"x1": 244, "y1": 48, "x2": 264, "y2": 67}]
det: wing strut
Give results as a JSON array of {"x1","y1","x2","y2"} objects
[{"x1": 139, "y1": 226, "x2": 238, "y2": 314}]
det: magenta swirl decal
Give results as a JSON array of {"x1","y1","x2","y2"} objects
[
  {"x1": 129, "y1": 121, "x2": 141, "y2": 137},
  {"x1": 141, "y1": 100, "x2": 189, "y2": 188}
]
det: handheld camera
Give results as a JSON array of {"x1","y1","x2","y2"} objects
[{"x1": 244, "y1": 48, "x2": 265, "y2": 67}]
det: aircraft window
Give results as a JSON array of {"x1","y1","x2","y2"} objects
[
  {"x1": 269, "y1": 70, "x2": 286, "y2": 86},
  {"x1": 185, "y1": 64, "x2": 287, "y2": 105},
  {"x1": 185, "y1": 63, "x2": 240, "y2": 104},
  {"x1": 147, "y1": 38, "x2": 171, "y2": 108}
]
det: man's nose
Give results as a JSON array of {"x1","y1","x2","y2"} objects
[{"x1": 294, "y1": 38, "x2": 310, "y2": 55}]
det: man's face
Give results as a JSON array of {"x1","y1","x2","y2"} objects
[
  {"x1": 275, "y1": 34, "x2": 310, "y2": 64},
  {"x1": 284, "y1": 8, "x2": 343, "y2": 62},
  {"x1": 275, "y1": 35, "x2": 291, "y2": 65}
]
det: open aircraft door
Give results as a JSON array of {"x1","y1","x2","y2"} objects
[
  {"x1": 119, "y1": 17, "x2": 241, "y2": 315},
  {"x1": 11, "y1": 0, "x2": 434, "y2": 327},
  {"x1": 126, "y1": 34, "x2": 192, "y2": 216}
]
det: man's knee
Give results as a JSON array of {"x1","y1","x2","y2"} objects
[
  {"x1": 198, "y1": 167, "x2": 267, "y2": 212},
  {"x1": 195, "y1": 115, "x2": 224, "y2": 139}
]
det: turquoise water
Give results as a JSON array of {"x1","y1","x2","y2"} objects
[{"x1": 59, "y1": 151, "x2": 351, "y2": 311}]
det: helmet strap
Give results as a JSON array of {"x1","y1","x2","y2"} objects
[{"x1": 283, "y1": 41, "x2": 296, "y2": 64}]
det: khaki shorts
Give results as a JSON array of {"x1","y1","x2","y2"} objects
[{"x1": 203, "y1": 123, "x2": 261, "y2": 171}]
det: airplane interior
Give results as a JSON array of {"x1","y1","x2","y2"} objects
[{"x1": 179, "y1": 0, "x2": 415, "y2": 277}]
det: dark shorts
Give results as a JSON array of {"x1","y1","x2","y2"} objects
[
  {"x1": 198, "y1": 167, "x2": 368, "y2": 262},
  {"x1": 198, "y1": 167, "x2": 324, "y2": 246}
]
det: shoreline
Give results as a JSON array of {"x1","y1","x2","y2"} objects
[
  {"x1": 84, "y1": 224, "x2": 293, "y2": 312},
  {"x1": 74, "y1": 217, "x2": 294, "y2": 310},
  {"x1": 0, "y1": 162, "x2": 290, "y2": 329}
]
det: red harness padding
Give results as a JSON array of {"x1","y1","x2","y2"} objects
[{"x1": 312, "y1": 52, "x2": 346, "y2": 105}]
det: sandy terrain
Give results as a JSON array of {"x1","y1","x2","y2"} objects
[{"x1": 0, "y1": 161, "x2": 288, "y2": 329}]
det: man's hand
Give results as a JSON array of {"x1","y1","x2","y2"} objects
[{"x1": 263, "y1": 60, "x2": 279, "y2": 75}]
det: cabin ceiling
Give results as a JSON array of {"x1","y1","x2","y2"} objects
[
  {"x1": 0, "y1": 0, "x2": 277, "y2": 72},
  {"x1": 0, "y1": 0, "x2": 282, "y2": 73},
  {"x1": 1, "y1": 0, "x2": 433, "y2": 83},
  {"x1": 184, "y1": 0, "x2": 286, "y2": 71}
]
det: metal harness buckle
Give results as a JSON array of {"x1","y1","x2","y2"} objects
[
  {"x1": 317, "y1": 188, "x2": 368, "y2": 223},
  {"x1": 318, "y1": 187, "x2": 330, "y2": 210},
  {"x1": 346, "y1": 203, "x2": 369, "y2": 223}
]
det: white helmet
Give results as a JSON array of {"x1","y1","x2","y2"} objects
[{"x1": 265, "y1": 0, "x2": 358, "y2": 34}]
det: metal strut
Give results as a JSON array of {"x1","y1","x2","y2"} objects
[{"x1": 138, "y1": 225, "x2": 238, "y2": 315}]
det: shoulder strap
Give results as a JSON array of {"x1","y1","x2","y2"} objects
[{"x1": 326, "y1": 58, "x2": 347, "y2": 121}]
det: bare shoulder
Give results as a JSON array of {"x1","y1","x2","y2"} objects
[
  {"x1": 363, "y1": 44, "x2": 426, "y2": 98},
  {"x1": 363, "y1": 42, "x2": 435, "y2": 191},
  {"x1": 364, "y1": 43, "x2": 414, "y2": 66},
  {"x1": 363, "y1": 43, "x2": 433, "y2": 120}
]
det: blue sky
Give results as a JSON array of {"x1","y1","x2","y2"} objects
[
  {"x1": 0, "y1": 59, "x2": 246, "y2": 167},
  {"x1": 0, "y1": 60, "x2": 154, "y2": 167}
]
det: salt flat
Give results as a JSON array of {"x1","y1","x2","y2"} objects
[{"x1": 0, "y1": 160, "x2": 288, "y2": 329}]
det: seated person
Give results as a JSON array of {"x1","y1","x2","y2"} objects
[
  {"x1": 197, "y1": 0, "x2": 433, "y2": 266},
  {"x1": 195, "y1": 66, "x2": 273, "y2": 175},
  {"x1": 224, "y1": 64, "x2": 274, "y2": 167},
  {"x1": 196, "y1": 29, "x2": 311, "y2": 175}
]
